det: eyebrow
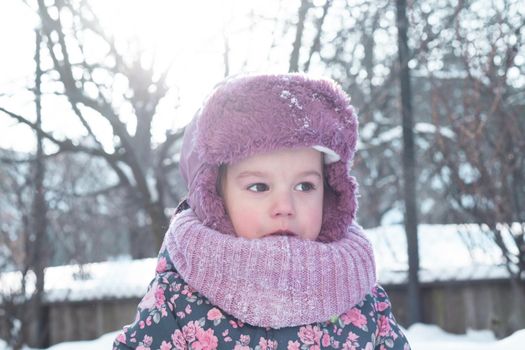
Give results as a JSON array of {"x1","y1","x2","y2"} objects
[
  {"x1": 235, "y1": 171, "x2": 268, "y2": 180},
  {"x1": 235, "y1": 170, "x2": 322, "y2": 180}
]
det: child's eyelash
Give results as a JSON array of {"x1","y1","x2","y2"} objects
[
  {"x1": 296, "y1": 182, "x2": 316, "y2": 191},
  {"x1": 247, "y1": 183, "x2": 269, "y2": 192},
  {"x1": 246, "y1": 182, "x2": 318, "y2": 192}
]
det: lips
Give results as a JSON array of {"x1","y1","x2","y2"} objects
[{"x1": 268, "y1": 230, "x2": 296, "y2": 237}]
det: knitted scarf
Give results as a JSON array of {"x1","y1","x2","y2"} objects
[{"x1": 165, "y1": 209, "x2": 377, "y2": 329}]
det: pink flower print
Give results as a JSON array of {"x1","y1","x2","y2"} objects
[
  {"x1": 172, "y1": 329, "x2": 187, "y2": 350},
  {"x1": 135, "y1": 335, "x2": 153, "y2": 350},
  {"x1": 364, "y1": 342, "x2": 373, "y2": 350},
  {"x1": 258, "y1": 337, "x2": 278, "y2": 350},
  {"x1": 234, "y1": 346, "x2": 250, "y2": 350},
  {"x1": 143, "y1": 335, "x2": 153, "y2": 347},
  {"x1": 229, "y1": 320, "x2": 239, "y2": 328},
  {"x1": 298, "y1": 325, "x2": 322, "y2": 345},
  {"x1": 116, "y1": 332, "x2": 126, "y2": 344},
  {"x1": 182, "y1": 286, "x2": 192, "y2": 297},
  {"x1": 347, "y1": 332, "x2": 359, "y2": 342},
  {"x1": 185, "y1": 304, "x2": 192, "y2": 315},
  {"x1": 192, "y1": 328, "x2": 218, "y2": 350},
  {"x1": 341, "y1": 308, "x2": 367, "y2": 328},
  {"x1": 160, "y1": 340, "x2": 173, "y2": 350},
  {"x1": 139, "y1": 285, "x2": 158, "y2": 311},
  {"x1": 375, "y1": 301, "x2": 390, "y2": 312},
  {"x1": 130, "y1": 330, "x2": 137, "y2": 343},
  {"x1": 287, "y1": 340, "x2": 300, "y2": 350},
  {"x1": 156, "y1": 257, "x2": 167, "y2": 273},
  {"x1": 182, "y1": 321, "x2": 200, "y2": 342},
  {"x1": 182, "y1": 285, "x2": 196, "y2": 298},
  {"x1": 239, "y1": 334, "x2": 250, "y2": 346},
  {"x1": 234, "y1": 335, "x2": 250, "y2": 350},
  {"x1": 378, "y1": 315, "x2": 392, "y2": 337},
  {"x1": 321, "y1": 333, "x2": 331, "y2": 347},
  {"x1": 207, "y1": 307, "x2": 223, "y2": 321},
  {"x1": 155, "y1": 288, "x2": 166, "y2": 308},
  {"x1": 222, "y1": 329, "x2": 232, "y2": 343},
  {"x1": 342, "y1": 332, "x2": 359, "y2": 350},
  {"x1": 342, "y1": 342, "x2": 354, "y2": 350}
]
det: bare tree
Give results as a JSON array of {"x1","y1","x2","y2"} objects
[
  {"x1": 1, "y1": 0, "x2": 184, "y2": 251},
  {"x1": 428, "y1": 0, "x2": 525, "y2": 334},
  {"x1": 0, "y1": 156, "x2": 33, "y2": 349},
  {"x1": 27, "y1": 27, "x2": 50, "y2": 348},
  {"x1": 396, "y1": 0, "x2": 421, "y2": 325},
  {"x1": 289, "y1": 0, "x2": 311, "y2": 72}
]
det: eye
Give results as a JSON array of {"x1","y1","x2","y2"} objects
[
  {"x1": 247, "y1": 183, "x2": 269, "y2": 192},
  {"x1": 294, "y1": 182, "x2": 315, "y2": 192}
]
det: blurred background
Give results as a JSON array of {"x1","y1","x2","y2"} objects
[{"x1": 0, "y1": 0, "x2": 523, "y2": 349}]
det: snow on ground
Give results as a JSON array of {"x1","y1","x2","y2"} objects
[{"x1": 1, "y1": 325, "x2": 525, "y2": 350}]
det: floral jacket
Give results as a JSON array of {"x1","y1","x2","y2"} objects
[{"x1": 113, "y1": 249, "x2": 411, "y2": 350}]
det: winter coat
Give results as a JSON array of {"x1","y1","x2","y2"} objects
[{"x1": 113, "y1": 247, "x2": 410, "y2": 350}]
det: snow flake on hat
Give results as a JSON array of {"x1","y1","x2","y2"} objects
[{"x1": 280, "y1": 90, "x2": 303, "y2": 110}]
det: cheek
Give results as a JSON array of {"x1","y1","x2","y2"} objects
[
  {"x1": 228, "y1": 202, "x2": 263, "y2": 238},
  {"x1": 307, "y1": 206, "x2": 323, "y2": 230},
  {"x1": 301, "y1": 195, "x2": 324, "y2": 239}
]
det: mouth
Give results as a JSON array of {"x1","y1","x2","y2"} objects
[{"x1": 268, "y1": 230, "x2": 296, "y2": 237}]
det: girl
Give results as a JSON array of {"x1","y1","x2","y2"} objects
[{"x1": 114, "y1": 74, "x2": 411, "y2": 349}]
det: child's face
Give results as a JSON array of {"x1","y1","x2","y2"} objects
[{"x1": 222, "y1": 147, "x2": 324, "y2": 240}]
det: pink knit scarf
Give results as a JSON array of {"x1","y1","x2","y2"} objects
[{"x1": 165, "y1": 209, "x2": 376, "y2": 329}]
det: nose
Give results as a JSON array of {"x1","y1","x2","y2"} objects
[{"x1": 270, "y1": 190, "x2": 295, "y2": 217}]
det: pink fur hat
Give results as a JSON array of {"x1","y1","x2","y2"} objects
[{"x1": 179, "y1": 74, "x2": 359, "y2": 242}]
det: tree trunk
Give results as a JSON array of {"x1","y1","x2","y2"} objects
[
  {"x1": 396, "y1": 0, "x2": 421, "y2": 325},
  {"x1": 29, "y1": 29, "x2": 50, "y2": 348},
  {"x1": 508, "y1": 277, "x2": 525, "y2": 335},
  {"x1": 289, "y1": 0, "x2": 310, "y2": 72},
  {"x1": 149, "y1": 201, "x2": 169, "y2": 249}
]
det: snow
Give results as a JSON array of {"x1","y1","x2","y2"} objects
[
  {"x1": 360, "y1": 122, "x2": 455, "y2": 148},
  {"x1": 404, "y1": 324, "x2": 525, "y2": 350},
  {"x1": 1, "y1": 324, "x2": 524, "y2": 350},
  {"x1": 0, "y1": 331, "x2": 119, "y2": 350},
  {"x1": 0, "y1": 258, "x2": 157, "y2": 303},
  {"x1": 366, "y1": 223, "x2": 511, "y2": 284}
]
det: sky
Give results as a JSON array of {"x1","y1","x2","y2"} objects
[{"x1": 0, "y1": 0, "x2": 293, "y2": 153}]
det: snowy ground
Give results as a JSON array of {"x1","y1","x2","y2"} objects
[{"x1": 1, "y1": 324, "x2": 524, "y2": 350}]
